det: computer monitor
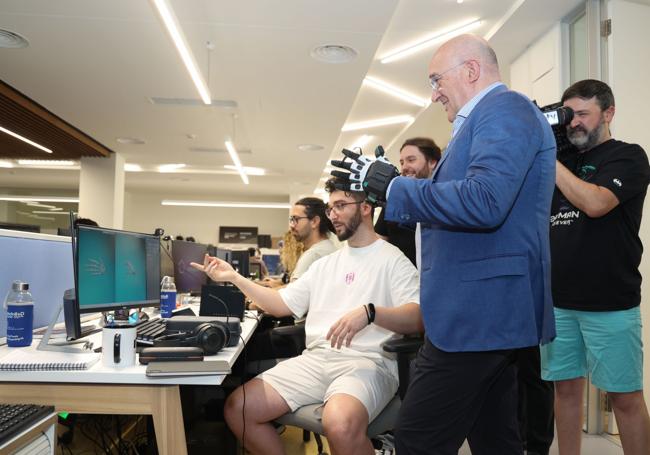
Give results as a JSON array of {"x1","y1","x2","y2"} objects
[
  {"x1": 171, "y1": 240, "x2": 209, "y2": 293},
  {"x1": 257, "y1": 234, "x2": 272, "y2": 248},
  {"x1": 262, "y1": 253, "x2": 282, "y2": 275},
  {"x1": 57, "y1": 227, "x2": 72, "y2": 237},
  {"x1": 0, "y1": 222, "x2": 41, "y2": 233},
  {"x1": 229, "y1": 249, "x2": 249, "y2": 278},
  {"x1": 75, "y1": 225, "x2": 161, "y2": 313},
  {"x1": 0, "y1": 231, "x2": 74, "y2": 338}
]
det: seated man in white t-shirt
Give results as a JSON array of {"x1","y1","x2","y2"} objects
[{"x1": 191, "y1": 178, "x2": 422, "y2": 455}]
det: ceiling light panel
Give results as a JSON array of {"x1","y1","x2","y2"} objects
[
  {"x1": 157, "y1": 163, "x2": 186, "y2": 172},
  {"x1": 363, "y1": 77, "x2": 429, "y2": 107},
  {"x1": 380, "y1": 19, "x2": 483, "y2": 64},
  {"x1": 0, "y1": 126, "x2": 53, "y2": 154},
  {"x1": 149, "y1": 0, "x2": 212, "y2": 105},
  {"x1": 0, "y1": 196, "x2": 79, "y2": 203},
  {"x1": 17, "y1": 159, "x2": 75, "y2": 166},
  {"x1": 125, "y1": 163, "x2": 143, "y2": 172},
  {"x1": 161, "y1": 200, "x2": 290, "y2": 209},
  {"x1": 224, "y1": 165, "x2": 265, "y2": 176},
  {"x1": 342, "y1": 115, "x2": 414, "y2": 132},
  {"x1": 224, "y1": 141, "x2": 249, "y2": 185}
]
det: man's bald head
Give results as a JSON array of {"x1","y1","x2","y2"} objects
[
  {"x1": 435, "y1": 34, "x2": 500, "y2": 78},
  {"x1": 428, "y1": 34, "x2": 501, "y2": 122}
]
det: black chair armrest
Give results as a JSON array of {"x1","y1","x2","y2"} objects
[
  {"x1": 272, "y1": 323, "x2": 305, "y2": 338},
  {"x1": 382, "y1": 336, "x2": 423, "y2": 355},
  {"x1": 270, "y1": 321, "x2": 306, "y2": 356},
  {"x1": 382, "y1": 335, "x2": 424, "y2": 399}
]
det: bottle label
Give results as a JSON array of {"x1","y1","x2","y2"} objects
[
  {"x1": 160, "y1": 291, "x2": 177, "y2": 318},
  {"x1": 7, "y1": 304, "x2": 34, "y2": 347}
]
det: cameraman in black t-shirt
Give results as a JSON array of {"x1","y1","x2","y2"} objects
[{"x1": 543, "y1": 79, "x2": 650, "y2": 454}]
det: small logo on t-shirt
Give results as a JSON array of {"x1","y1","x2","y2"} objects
[
  {"x1": 613, "y1": 178, "x2": 622, "y2": 187},
  {"x1": 345, "y1": 272, "x2": 355, "y2": 285}
]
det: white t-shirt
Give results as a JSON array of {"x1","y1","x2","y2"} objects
[
  {"x1": 290, "y1": 236, "x2": 340, "y2": 281},
  {"x1": 279, "y1": 239, "x2": 420, "y2": 357}
]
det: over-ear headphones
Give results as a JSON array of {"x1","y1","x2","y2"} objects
[{"x1": 154, "y1": 322, "x2": 231, "y2": 355}]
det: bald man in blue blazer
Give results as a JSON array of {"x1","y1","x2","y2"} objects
[{"x1": 386, "y1": 35, "x2": 556, "y2": 454}]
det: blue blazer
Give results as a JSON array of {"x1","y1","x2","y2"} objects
[{"x1": 386, "y1": 85, "x2": 556, "y2": 351}]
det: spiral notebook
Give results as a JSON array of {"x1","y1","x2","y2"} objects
[{"x1": 0, "y1": 348, "x2": 100, "y2": 371}]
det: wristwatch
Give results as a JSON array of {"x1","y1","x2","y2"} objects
[{"x1": 367, "y1": 303, "x2": 376, "y2": 324}]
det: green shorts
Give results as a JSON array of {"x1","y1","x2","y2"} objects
[{"x1": 540, "y1": 306, "x2": 643, "y2": 392}]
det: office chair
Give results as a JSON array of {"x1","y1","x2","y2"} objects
[{"x1": 271, "y1": 324, "x2": 422, "y2": 455}]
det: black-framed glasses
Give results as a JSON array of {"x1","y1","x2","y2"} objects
[
  {"x1": 325, "y1": 201, "x2": 364, "y2": 217},
  {"x1": 429, "y1": 60, "x2": 468, "y2": 91},
  {"x1": 288, "y1": 216, "x2": 310, "y2": 225}
]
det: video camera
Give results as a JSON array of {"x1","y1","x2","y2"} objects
[{"x1": 538, "y1": 101, "x2": 577, "y2": 156}]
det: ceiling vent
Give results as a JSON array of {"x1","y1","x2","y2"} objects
[
  {"x1": 189, "y1": 147, "x2": 252, "y2": 154},
  {"x1": 148, "y1": 97, "x2": 238, "y2": 108},
  {"x1": 310, "y1": 45, "x2": 358, "y2": 64},
  {"x1": 0, "y1": 29, "x2": 29, "y2": 49}
]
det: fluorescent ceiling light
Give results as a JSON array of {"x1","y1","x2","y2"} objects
[
  {"x1": 161, "y1": 200, "x2": 290, "y2": 209},
  {"x1": 0, "y1": 126, "x2": 53, "y2": 154},
  {"x1": 224, "y1": 165, "x2": 265, "y2": 176},
  {"x1": 342, "y1": 115, "x2": 414, "y2": 132},
  {"x1": 25, "y1": 202, "x2": 57, "y2": 209},
  {"x1": 31, "y1": 211, "x2": 70, "y2": 215},
  {"x1": 225, "y1": 141, "x2": 249, "y2": 184},
  {"x1": 363, "y1": 77, "x2": 429, "y2": 107},
  {"x1": 0, "y1": 160, "x2": 14, "y2": 168},
  {"x1": 150, "y1": 0, "x2": 212, "y2": 105},
  {"x1": 158, "y1": 163, "x2": 186, "y2": 173},
  {"x1": 0, "y1": 196, "x2": 79, "y2": 203},
  {"x1": 125, "y1": 163, "x2": 143, "y2": 172},
  {"x1": 380, "y1": 19, "x2": 483, "y2": 64},
  {"x1": 18, "y1": 159, "x2": 75, "y2": 166}
]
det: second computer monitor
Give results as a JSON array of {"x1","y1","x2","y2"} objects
[{"x1": 171, "y1": 240, "x2": 209, "y2": 293}]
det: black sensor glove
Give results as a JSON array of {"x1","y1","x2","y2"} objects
[{"x1": 330, "y1": 146, "x2": 399, "y2": 206}]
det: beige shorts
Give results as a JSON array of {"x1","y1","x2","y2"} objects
[{"x1": 258, "y1": 347, "x2": 398, "y2": 421}]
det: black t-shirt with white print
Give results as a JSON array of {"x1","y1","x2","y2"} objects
[{"x1": 550, "y1": 139, "x2": 650, "y2": 311}]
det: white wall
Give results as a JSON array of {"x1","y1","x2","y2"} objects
[
  {"x1": 123, "y1": 191, "x2": 290, "y2": 245},
  {"x1": 509, "y1": 23, "x2": 568, "y2": 106},
  {"x1": 606, "y1": 0, "x2": 650, "y2": 397}
]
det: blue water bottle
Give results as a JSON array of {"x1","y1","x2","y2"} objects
[
  {"x1": 160, "y1": 276, "x2": 177, "y2": 318},
  {"x1": 5, "y1": 280, "x2": 34, "y2": 347}
]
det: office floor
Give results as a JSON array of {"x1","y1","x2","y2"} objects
[
  {"x1": 55, "y1": 415, "x2": 330, "y2": 454},
  {"x1": 56, "y1": 414, "x2": 624, "y2": 455}
]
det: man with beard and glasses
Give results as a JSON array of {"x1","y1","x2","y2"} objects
[
  {"x1": 190, "y1": 178, "x2": 422, "y2": 455},
  {"x1": 543, "y1": 79, "x2": 650, "y2": 454},
  {"x1": 375, "y1": 137, "x2": 441, "y2": 267},
  {"x1": 288, "y1": 197, "x2": 339, "y2": 282}
]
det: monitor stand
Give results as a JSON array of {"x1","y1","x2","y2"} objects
[{"x1": 37, "y1": 303, "x2": 97, "y2": 353}]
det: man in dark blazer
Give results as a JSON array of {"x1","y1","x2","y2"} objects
[{"x1": 387, "y1": 34, "x2": 557, "y2": 454}]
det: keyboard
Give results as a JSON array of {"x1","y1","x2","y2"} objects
[
  {"x1": 0, "y1": 404, "x2": 54, "y2": 446},
  {"x1": 136, "y1": 319, "x2": 167, "y2": 345}
]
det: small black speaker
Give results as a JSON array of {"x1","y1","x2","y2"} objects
[{"x1": 200, "y1": 284, "x2": 246, "y2": 320}]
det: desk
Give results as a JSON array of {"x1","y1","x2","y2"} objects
[{"x1": 0, "y1": 313, "x2": 259, "y2": 455}]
